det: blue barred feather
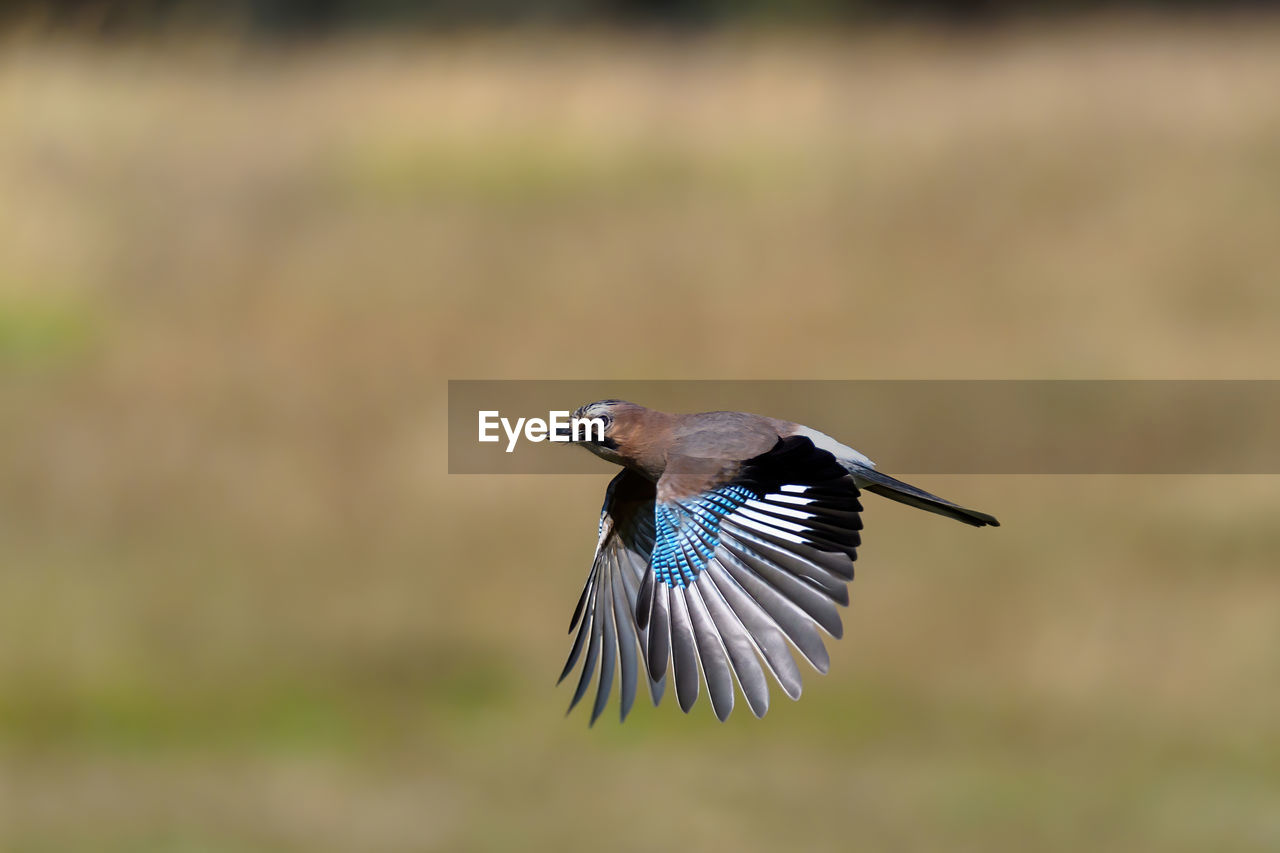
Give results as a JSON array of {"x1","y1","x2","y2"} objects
[{"x1": 652, "y1": 485, "x2": 756, "y2": 588}]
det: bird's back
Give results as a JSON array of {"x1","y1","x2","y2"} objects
[{"x1": 667, "y1": 411, "x2": 789, "y2": 464}]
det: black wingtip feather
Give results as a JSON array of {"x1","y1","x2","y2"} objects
[
  {"x1": 568, "y1": 580, "x2": 591, "y2": 633},
  {"x1": 636, "y1": 570, "x2": 654, "y2": 630},
  {"x1": 646, "y1": 583, "x2": 671, "y2": 683}
]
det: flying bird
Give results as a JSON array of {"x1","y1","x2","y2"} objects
[{"x1": 557, "y1": 400, "x2": 998, "y2": 724}]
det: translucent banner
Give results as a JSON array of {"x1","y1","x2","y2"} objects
[{"x1": 447, "y1": 380, "x2": 1280, "y2": 474}]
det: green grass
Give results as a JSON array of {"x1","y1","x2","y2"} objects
[{"x1": 0, "y1": 291, "x2": 97, "y2": 369}]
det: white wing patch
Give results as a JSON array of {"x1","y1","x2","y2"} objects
[
  {"x1": 744, "y1": 498, "x2": 815, "y2": 521},
  {"x1": 789, "y1": 426, "x2": 876, "y2": 471},
  {"x1": 766, "y1": 493, "x2": 816, "y2": 506}
]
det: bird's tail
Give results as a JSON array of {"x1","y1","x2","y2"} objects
[{"x1": 850, "y1": 467, "x2": 999, "y2": 528}]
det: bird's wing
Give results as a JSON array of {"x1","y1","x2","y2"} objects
[
  {"x1": 559, "y1": 467, "x2": 666, "y2": 724},
  {"x1": 640, "y1": 435, "x2": 861, "y2": 721}
]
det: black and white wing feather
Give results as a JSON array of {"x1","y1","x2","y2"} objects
[
  {"x1": 559, "y1": 468, "x2": 665, "y2": 724},
  {"x1": 637, "y1": 436, "x2": 861, "y2": 721}
]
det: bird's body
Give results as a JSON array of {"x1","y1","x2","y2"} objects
[{"x1": 558, "y1": 400, "x2": 998, "y2": 724}]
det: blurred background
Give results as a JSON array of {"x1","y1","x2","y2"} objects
[{"x1": 2, "y1": 1, "x2": 1280, "y2": 850}]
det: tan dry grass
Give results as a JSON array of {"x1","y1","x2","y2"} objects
[{"x1": 1, "y1": 18, "x2": 1279, "y2": 852}]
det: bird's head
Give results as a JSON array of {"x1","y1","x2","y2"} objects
[{"x1": 561, "y1": 399, "x2": 646, "y2": 467}]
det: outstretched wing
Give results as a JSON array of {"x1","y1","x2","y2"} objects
[
  {"x1": 559, "y1": 467, "x2": 665, "y2": 724},
  {"x1": 639, "y1": 436, "x2": 861, "y2": 721}
]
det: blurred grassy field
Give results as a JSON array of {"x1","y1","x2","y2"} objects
[{"x1": 2, "y1": 16, "x2": 1280, "y2": 852}]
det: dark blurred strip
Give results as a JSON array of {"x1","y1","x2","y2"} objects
[{"x1": 6, "y1": 0, "x2": 1280, "y2": 35}]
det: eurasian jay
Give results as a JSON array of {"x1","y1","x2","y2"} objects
[{"x1": 558, "y1": 400, "x2": 999, "y2": 724}]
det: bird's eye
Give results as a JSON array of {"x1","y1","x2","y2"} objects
[{"x1": 589, "y1": 413, "x2": 613, "y2": 444}]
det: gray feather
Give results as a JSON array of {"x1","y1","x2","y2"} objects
[
  {"x1": 609, "y1": 553, "x2": 639, "y2": 721},
  {"x1": 705, "y1": 557, "x2": 803, "y2": 700},
  {"x1": 717, "y1": 547, "x2": 831, "y2": 675},
  {"x1": 614, "y1": 548, "x2": 665, "y2": 708},
  {"x1": 568, "y1": 580, "x2": 603, "y2": 712},
  {"x1": 697, "y1": 571, "x2": 770, "y2": 717},
  {"x1": 647, "y1": 581, "x2": 671, "y2": 683},
  {"x1": 721, "y1": 536, "x2": 845, "y2": 639},
  {"x1": 668, "y1": 585, "x2": 701, "y2": 713},
  {"x1": 647, "y1": 670, "x2": 667, "y2": 707},
  {"x1": 567, "y1": 572, "x2": 594, "y2": 632},
  {"x1": 685, "y1": 582, "x2": 735, "y2": 721},
  {"x1": 558, "y1": 572, "x2": 595, "y2": 685},
  {"x1": 636, "y1": 568, "x2": 654, "y2": 630},
  {"x1": 590, "y1": 567, "x2": 618, "y2": 726}
]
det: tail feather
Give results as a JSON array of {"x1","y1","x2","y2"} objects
[{"x1": 852, "y1": 468, "x2": 999, "y2": 528}]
